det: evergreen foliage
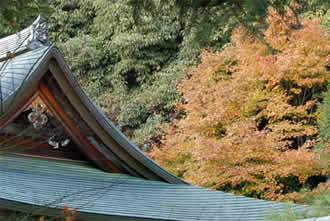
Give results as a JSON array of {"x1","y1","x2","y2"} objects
[
  {"x1": 0, "y1": 0, "x2": 50, "y2": 37},
  {"x1": 47, "y1": 0, "x2": 243, "y2": 150},
  {"x1": 319, "y1": 85, "x2": 330, "y2": 146}
]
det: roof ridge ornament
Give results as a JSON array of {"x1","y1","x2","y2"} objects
[{"x1": 26, "y1": 14, "x2": 49, "y2": 50}]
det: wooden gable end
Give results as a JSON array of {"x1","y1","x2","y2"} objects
[{"x1": 0, "y1": 80, "x2": 123, "y2": 173}]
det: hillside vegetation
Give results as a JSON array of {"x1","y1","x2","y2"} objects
[{"x1": 47, "y1": 0, "x2": 269, "y2": 150}]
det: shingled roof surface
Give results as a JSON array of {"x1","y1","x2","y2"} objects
[
  {"x1": 0, "y1": 26, "x2": 31, "y2": 61},
  {"x1": 0, "y1": 47, "x2": 49, "y2": 102},
  {"x1": 0, "y1": 155, "x2": 308, "y2": 221},
  {"x1": 0, "y1": 15, "x2": 49, "y2": 61},
  {"x1": 0, "y1": 16, "x2": 322, "y2": 221}
]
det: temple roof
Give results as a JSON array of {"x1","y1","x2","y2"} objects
[
  {"x1": 0, "y1": 155, "x2": 308, "y2": 221},
  {"x1": 0, "y1": 16, "x2": 322, "y2": 221}
]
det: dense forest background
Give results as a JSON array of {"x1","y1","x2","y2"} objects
[{"x1": 0, "y1": 0, "x2": 329, "y2": 208}]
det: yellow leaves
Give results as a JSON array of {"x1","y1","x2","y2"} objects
[{"x1": 290, "y1": 87, "x2": 301, "y2": 95}]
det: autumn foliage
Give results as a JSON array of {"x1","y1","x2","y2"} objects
[
  {"x1": 150, "y1": 7, "x2": 330, "y2": 202},
  {"x1": 38, "y1": 206, "x2": 77, "y2": 221}
]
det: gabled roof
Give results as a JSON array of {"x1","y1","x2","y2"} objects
[
  {"x1": 0, "y1": 16, "x2": 184, "y2": 184},
  {"x1": 0, "y1": 16, "x2": 315, "y2": 221}
]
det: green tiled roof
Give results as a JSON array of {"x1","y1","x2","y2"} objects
[
  {"x1": 0, "y1": 155, "x2": 308, "y2": 221},
  {"x1": 0, "y1": 46, "x2": 50, "y2": 102}
]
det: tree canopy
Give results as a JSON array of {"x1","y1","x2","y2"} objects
[{"x1": 0, "y1": 0, "x2": 50, "y2": 37}]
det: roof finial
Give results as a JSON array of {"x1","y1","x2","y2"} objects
[{"x1": 26, "y1": 14, "x2": 49, "y2": 50}]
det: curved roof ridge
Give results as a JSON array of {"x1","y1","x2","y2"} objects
[
  {"x1": 0, "y1": 15, "x2": 49, "y2": 61},
  {"x1": 48, "y1": 47, "x2": 187, "y2": 184}
]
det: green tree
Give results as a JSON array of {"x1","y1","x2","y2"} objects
[
  {"x1": 319, "y1": 84, "x2": 330, "y2": 147},
  {"x1": 48, "y1": 0, "x2": 271, "y2": 150},
  {"x1": 0, "y1": 0, "x2": 50, "y2": 37},
  {"x1": 47, "y1": 0, "x2": 329, "y2": 151}
]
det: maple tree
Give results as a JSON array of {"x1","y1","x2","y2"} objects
[{"x1": 150, "y1": 6, "x2": 330, "y2": 202}]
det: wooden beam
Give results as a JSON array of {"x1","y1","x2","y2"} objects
[
  {"x1": 0, "y1": 92, "x2": 39, "y2": 130},
  {"x1": 0, "y1": 134, "x2": 88, "y2": 161},
  {"x1": 39, "y1": 82, "x2": 121, "y2": 173}
]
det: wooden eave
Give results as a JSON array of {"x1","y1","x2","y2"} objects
[{"x1": 0, "y1": 44, "x2": 185, "y2": 183}]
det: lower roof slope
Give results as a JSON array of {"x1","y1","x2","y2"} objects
[{"x1": 0, "y1": 155, "x2": 308, "y2": 221}]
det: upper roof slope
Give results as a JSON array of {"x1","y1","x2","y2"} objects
[
  {"x1": 0, "y1": 47, "x2": 50, "y2": 108},
  {"x1": 0, "y1": 15, "x2": 50, "y2": 115},
  {"x1": 0, "y1": 15, "x2": 49, "y2": 61}
]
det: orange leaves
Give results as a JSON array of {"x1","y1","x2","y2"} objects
[
  {"x1": 264, "y1": 19, "x2": 329, "y2": 88},
  {"x1": 234, "y1": 8, "x2": 330, "y2": 89},
  {"x1": 264, "y1": 7, "x2": 299, "y2": 51},
  {"x1": 62, "y1": 206, "x2": 77, "y2": 221},
  {"x1": 62, "y1": 206, "x2": 69, "y2": 213},
  {"x1": 150, "y1": 7, "x2": 329, "y2": 203},
  {"x1": 37, "y1": 206, "x2": 77, "y2": 221}
]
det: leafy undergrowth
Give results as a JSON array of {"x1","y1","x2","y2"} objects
[
  {"x1": 268, "y1": 182, "x2": 330, "y2": 220},
  {"x1": 150, "y1": 7, "x2": 330, "y2": 202}
]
